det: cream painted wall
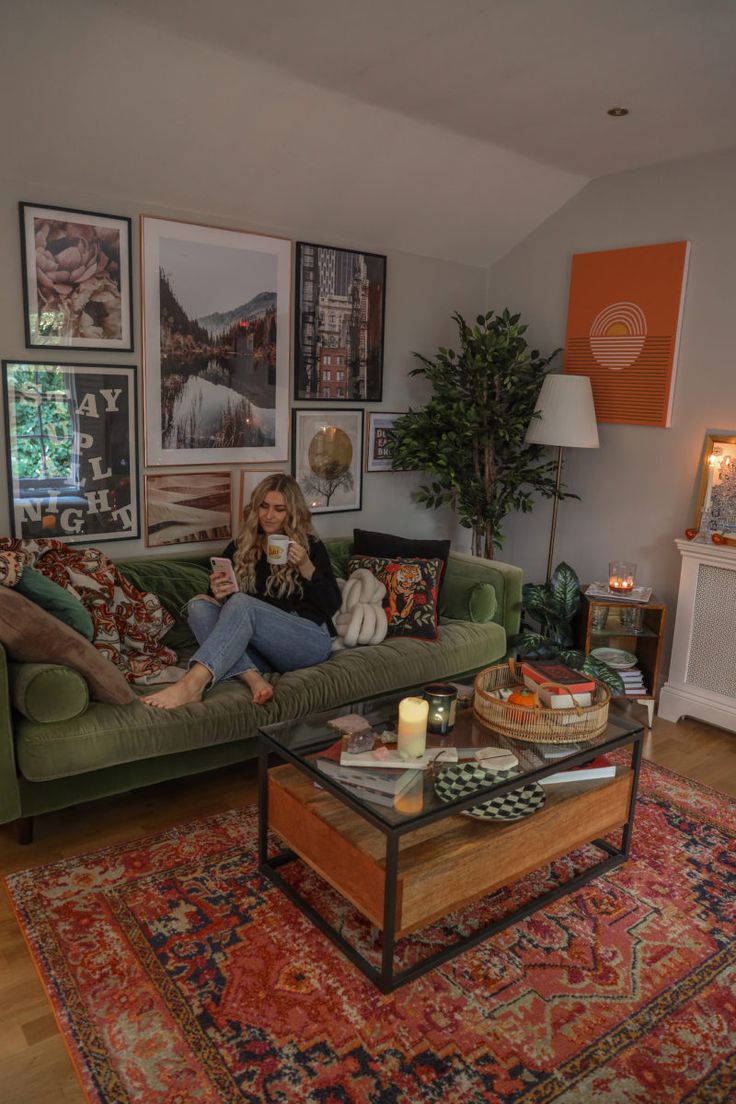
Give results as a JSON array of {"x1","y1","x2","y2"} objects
[
  {"x1": 0, "y1": 176, "x2": 485, "y2": 558},
  {"x1": 483, "y1": 147, "x2": 736, "y2": 664}
]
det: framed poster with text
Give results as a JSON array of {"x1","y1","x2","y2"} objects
[{"x1": 2, "y1": 360, "x2": 139, "y2": 543}]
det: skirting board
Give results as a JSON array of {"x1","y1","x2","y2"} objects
[{"x1": 658, "y1": 680, "x2": 736, "y2": 733}]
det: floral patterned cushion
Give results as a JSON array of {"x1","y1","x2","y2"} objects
[{"x1": 346, "y1": 555, "x2": 442, "y2": 640}]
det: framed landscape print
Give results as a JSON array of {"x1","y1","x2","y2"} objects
[
  {"x1": 292, "y1": 409, "x2": 363, "y2": 513},
  {"x1": 141, "y1": 217, "x2": 291, "y2": 466},
  {"x1": 144, "y1": 471, "x2": 232, "y2": 548},
  {"x1": 366, "y1": 411, "x2": 405, "y2": 472},
  {"x1": 237, "y1": 468, "x2": 285, "y2": 519},
  {"x1": 20, "y1": 203, "x2": 133, "y2": 350},
  {"x1": 294, "y1": 242, "x2": 386, "y2": 402},
  {"x1": 2, "y1": 361, "x2": 138, "y2": 542}
]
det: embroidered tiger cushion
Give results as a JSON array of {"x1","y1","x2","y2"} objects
[{"x1": 346, "y1": 555, "x2": 442, "y2": 640}]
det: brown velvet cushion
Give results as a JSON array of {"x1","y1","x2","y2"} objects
[{"x1": 0, "y1": 589, "x2": 135, "y2": 705}]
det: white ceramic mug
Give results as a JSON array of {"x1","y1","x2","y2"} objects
[{"x1": 266, "y1": 535, "x2": 291, "y2": 564}]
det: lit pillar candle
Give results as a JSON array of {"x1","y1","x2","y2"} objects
[{"x1": 397, "y1": 696, "x2": 429, "y2": 758}]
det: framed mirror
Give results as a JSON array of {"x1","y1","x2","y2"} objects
[{"x1": 694, "y1": 433, "x2": 736, "y2": 533}]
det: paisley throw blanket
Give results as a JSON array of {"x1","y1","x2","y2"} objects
[{"x1": 0, "y1": 538, "x2": 178, "y2": 684}]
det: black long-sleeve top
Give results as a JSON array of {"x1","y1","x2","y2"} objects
[{"x1": 219, "y1": 536, "x2": 341, "y2": 636}]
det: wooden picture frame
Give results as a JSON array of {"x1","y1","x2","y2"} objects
[
  {"x1": 144, "y1": 470, "x2": 233, "y2": 548},
  {"x1": 19, "y1": 202, "x2": 133, "y2": 351},
  {"x1": 292, "y1": 409, "x2": 363, "y2": 513},
  {"x1": 141, "y1": 216, "x2": 291, "y2": 465},
  {"x1": 236, "y1": 468, "x2": 286, "y2": 521},
  {"x1": 2, "y1": 360, "x2": 139, "y2": 542},
  {"x1": 294, "y1": 242, "x2": 386, "y2": 402}
]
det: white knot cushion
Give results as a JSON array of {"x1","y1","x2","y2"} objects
[{"x1": 332, "y1": 568, "x2": 388, "y2": 650}]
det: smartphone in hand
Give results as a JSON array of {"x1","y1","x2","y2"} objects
[{"x1": 209, "y1": 556, "x2": 238, "y2": 594}]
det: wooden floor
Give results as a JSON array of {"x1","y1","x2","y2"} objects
[{"x1": 0, "y1": 712, "x2": 734, "y2": 1104}]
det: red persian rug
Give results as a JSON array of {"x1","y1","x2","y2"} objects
[{"x1": 6, "y1": 760, "x2": 736, "y2": 1104}]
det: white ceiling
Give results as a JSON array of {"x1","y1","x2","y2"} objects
[{"x1": 2, "y1": 0, "x2": 735, "y2": 266}]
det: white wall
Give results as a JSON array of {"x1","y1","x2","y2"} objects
[
  {"x1": 0, "y1": 176, "x2": 485, "y2": 558},
  {"x1": 484, "y1": 147, "x2": 736, "y2": 661}
]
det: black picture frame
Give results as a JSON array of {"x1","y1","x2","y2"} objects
[
  {"x1": 293, "y1": 241, "x2": 386, "y2": 402},
  {"x1": 2, "y1": 360, "x2": 139, "y2": 543},
  {"x1": 291, "y1": 408, "x2": 364, "y2": 513},
  {"x1": 19, "y1": 202, "x2": 133, "y2": 351}
]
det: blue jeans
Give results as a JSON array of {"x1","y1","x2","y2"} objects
[{"x1": 187, "y1": 593, "x2": 332, "y2": 683}]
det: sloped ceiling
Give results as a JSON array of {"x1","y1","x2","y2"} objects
[{"x1": 2, "y1": 0, "x2": 735, "y2": 267}]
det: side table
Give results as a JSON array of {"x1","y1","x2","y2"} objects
[{"x1": 577, "y1": 592, "x2": 666, "y2": 728}]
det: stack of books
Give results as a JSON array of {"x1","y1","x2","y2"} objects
[
  {"x1": 521, "y1": 659, "x2": 596, "y2": 708},
  {"x1": 314, "y1": 741, "x2": 423, "y2": 808},
  {"x1": 617, "y1": 664, "x2": 649, "y2": 697}
]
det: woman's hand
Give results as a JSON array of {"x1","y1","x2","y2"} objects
[
  {"x1": 288, "y1": 541, "x2": 315, "y2": 580},
  {"x1": 210, "y1": 571, "x2": 238, "y2": 601}
]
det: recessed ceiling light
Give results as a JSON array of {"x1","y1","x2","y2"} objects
[{"x1": 607, "y1": 107, "x2": 629, "y2": 117}]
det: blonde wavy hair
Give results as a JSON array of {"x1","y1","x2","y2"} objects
[{"x1": 233, "y1": 474, "x2": 316, "y2": 599}]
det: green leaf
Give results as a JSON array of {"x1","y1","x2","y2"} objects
[
  {"x1": 580, "y1": 657, "x2": 625, "y2": 695},
  {"x1": 549, "y1": 562, "x2": 581, "y2": 620}
]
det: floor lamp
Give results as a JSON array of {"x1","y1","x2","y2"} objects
[{"x1": 525, "y1": 374, "x2": 599, "y2": 583}]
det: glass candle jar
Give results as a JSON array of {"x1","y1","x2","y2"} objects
[
  {"x1": 609, "y1": 561, "x2": 636, "y2": 593},
  {"x1": 423, "y1": 683, "x2": 459, "y2": 735},
  {"x1": 397, "y1": 696, "x2": 429, "y2": 758}
]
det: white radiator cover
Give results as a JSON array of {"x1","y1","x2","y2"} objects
[{"x1": 659, "y1": 539, "x2": 736, "y2": 730}]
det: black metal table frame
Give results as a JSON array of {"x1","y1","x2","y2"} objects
[{"x1": 258, "y1": 719, "x2": 644, "y2": 994}]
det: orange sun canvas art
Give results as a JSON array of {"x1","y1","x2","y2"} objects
[{"x1": 563, "y1": 241, "x2": 690, "y2": 427}]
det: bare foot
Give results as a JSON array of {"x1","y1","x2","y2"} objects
[
  {"x1": 240, "y1": 669, "x2": 274, "y2": 706},
  {"x1": 142, "y1": 665, "x2": 211, "y2": 709}
]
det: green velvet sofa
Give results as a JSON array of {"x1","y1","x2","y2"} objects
[{"x1": 1, "y1": 538, "x2": 522, "y2": 840}]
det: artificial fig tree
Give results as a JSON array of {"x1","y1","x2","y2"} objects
[{"x1": 388, "y1": 309, "x2": 571, "y2": 559}]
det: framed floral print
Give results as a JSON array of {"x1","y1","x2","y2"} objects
[{"x1": 19, "y1": 203, "x2": 133, "y2": 350}]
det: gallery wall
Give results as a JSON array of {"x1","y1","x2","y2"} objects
[
  {"x1": 0, "y1": 176, "x2": 487, "y2": 558},
  {"x1": 483, "y1": 147, "x2": 736, "y2": 662}
]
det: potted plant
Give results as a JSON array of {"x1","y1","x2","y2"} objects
[
  {"x1": 388, "y1": 309, "x2": 570, "y2": 558},
  {"x1": 514, "y1": 562, "x2": 625, "y2": 694}
]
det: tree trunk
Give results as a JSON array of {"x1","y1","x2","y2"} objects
[{"x1": 472, "y1": 524, "x2": 495, "y2": 559}]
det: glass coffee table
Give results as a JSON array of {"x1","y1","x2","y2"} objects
[{"x1": 258, "y1": 690, "x2": 644, "y2": 993}]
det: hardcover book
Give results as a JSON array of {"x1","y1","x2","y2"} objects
[{"x1": 521, "y1": 660, "x2": 596, "y2": 695}]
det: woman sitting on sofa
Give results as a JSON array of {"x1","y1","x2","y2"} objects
[{"x1": 142, "y1": 474, "x2": 341, "y2": 710}]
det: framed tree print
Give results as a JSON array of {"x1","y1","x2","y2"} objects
[
  {"x1": 294, "y1": 242, "x2": 386, "y2": 401},
  {"x1": 292, "y1": 409, "x2": 363, "y2": 513},
  {"x1": 144, "y1": 471, "x2": 232, "y2": 548},
  {"x1": 141, "y1": 216, "x2": 291, "y2": 465},
  {"x1": 19, "y1": 203, "x2": 133, "y2": 350},
  {"x1": 3, "y1": 361, "x2": 139, "y2": 542}
]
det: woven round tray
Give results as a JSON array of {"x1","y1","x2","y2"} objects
[{"x1": 473, "y1": 659, "x2": 610, "y2": 744}]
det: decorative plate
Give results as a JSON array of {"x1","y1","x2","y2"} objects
[
  {"x1": 591, "y1": 646, "x2": 637, "y2": 668},
  {"x1": 434, "y1": 762, "x2": 546, "y2": 821}
]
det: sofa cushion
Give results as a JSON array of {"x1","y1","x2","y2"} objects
[
  {"x1": 9, "y1": 662, "x2": 89, "y2": 723},
  {"x1": 14, "y1": 618, "x2": 505, "y2": 781},
  {"x1": 353, "y1": 529, "x2": 451, "y2": 589},
  {"x1": 467, "y1": 582, "x2": 498, "y2": 623},
  {"x1": 347, "y1": 554, "x2": 442, "y2": 640},
  {"x1": 16, "y1": 565, "x2": 94, "y2": 640},
  {"x1": 0, "y1": 589, "x2": 135, "y2": 705},
  {"x1": 116, "y1": 558, "x2": 211, "y2": 653}
]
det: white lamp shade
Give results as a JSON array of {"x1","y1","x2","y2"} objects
[{"x1": 525, "y1": 374, "x2": 599, "y2": 449}]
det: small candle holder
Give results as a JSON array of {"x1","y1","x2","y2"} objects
[
  {"x1": 609, "y1": 560, "x2": 636, "y2": 593},
  {"x1": 423, "y1": 683, "x2": 458, "y2": 735}
]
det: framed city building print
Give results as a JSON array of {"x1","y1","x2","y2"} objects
[
  {"x1": 19, "y1": 203, "x2": 133, "y2": 350},
  {"x1": 294, "y1": 242, "x2": 386, "y2": 401},
  {"x1": 142, "y1": 216, "x2": 291, "y2": 465},
  {"x1": 144, "y1": 470, "x2": 232, "y2": 548},
  {"x1": 3, "y1": 360, "x2": 138, "y2": 542},
  {"x1": 292, "y1": 409, "x2": 363, "y2": 513}
]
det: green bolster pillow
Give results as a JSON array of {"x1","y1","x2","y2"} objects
[
  {"x1": 8, "y1": 662, "x2": 89, "y2": 724},
  {"x1": 16, "y1": 566, "x2": 94, "y2": 640},
  {"x1": 468, "y1": 582, "x2": 498, "y2": 623}
]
